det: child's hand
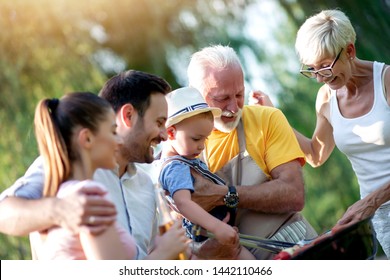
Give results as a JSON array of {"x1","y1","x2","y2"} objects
[{"x1": 213, "y1": 222, "x2": 239, "y2": 245}]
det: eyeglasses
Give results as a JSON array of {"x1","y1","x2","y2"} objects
[{"x1": 300, "y1": 48, "x2": 343, "y2": 79}]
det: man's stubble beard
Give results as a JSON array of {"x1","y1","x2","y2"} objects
[{"x1": 119, "y1": 129, "x2": 153, "y2": 164}]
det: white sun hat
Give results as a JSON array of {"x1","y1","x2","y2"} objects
[{"x1": 166, "y1": 87, "x2": 221, "y2": 127}]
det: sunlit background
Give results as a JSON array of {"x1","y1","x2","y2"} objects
[{"x1": 1, "y1": 0, "x2": 389, "y2": 259}]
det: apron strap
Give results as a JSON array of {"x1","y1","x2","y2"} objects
[
  {"x1": 200, "y1": 120, "x2": 247, "y2": 186},
  {"x1": 160, "y1": 157, "x2": 226, "y2": 186},
  {"x1": 235, "y1": 121, "x2": 246, "y2": 185}
]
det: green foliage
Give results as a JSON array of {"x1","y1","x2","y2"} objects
[
  {"x1": 1, "y1": 0, "x2": 388, "y2": 259},
  {"x1": 0, "y1": 0, "x2": 108, "y2": 259},
  {"x1": 0, "y1": 234, "x2": 30, "y2": 260}
]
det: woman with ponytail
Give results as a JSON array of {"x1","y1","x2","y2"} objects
[{"x1": 33, "y1": 92, "x2": 140, "y2": 259}]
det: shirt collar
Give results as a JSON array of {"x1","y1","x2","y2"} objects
[{"x1": 112, "y1": 162, "x2": 137, "y2": 179}]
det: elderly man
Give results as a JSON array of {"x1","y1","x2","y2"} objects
[{"x1": 186, "y1": 45, "x2": 317, "y2": 260}]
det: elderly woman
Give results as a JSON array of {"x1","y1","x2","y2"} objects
[{"x1": 252, "y1": 9, "x2": 390, "y2": 258}]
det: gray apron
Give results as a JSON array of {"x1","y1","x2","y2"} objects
[{"x1": 205, "y1": 121, "x2": 317, "y2": 259}]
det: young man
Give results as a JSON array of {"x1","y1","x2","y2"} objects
[{"x1": 0, "y1": 70, "x2": 184, "y2": 259}]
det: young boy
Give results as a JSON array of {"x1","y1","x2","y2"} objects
[{"x1": 159, "y1": 87, "x2": 255, "y2": 259}]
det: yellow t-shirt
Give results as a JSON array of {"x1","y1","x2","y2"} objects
[{"x1": 204, "y1": 105, "x2": 305, "y2": 178}]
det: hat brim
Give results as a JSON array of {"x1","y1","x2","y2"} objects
[{"x1": 166, "y1": 107, "x2": 221, "y2": 127}]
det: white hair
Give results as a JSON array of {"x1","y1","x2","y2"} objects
[
  {"x1": 187, "y1": 45, "x2": 243, "y2": 94},
  {"x1": 295, "y1": 9, "x2": 356, "y2": 64}
]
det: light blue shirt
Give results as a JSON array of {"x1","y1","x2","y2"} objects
[{"x1": 159, "y1": 156, "x2": 209, "y2": 197}]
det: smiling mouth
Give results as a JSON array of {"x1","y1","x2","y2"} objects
[
  {"x1": 221, "y1": 115, "x2": 237, "y2": 123},
  {"x1": 150, "y1": 140, "x2": 162, "y2": 155},
  {"x1": 222, "y1": 111, "x2": 236, "y2": 118},
  {"x1": 327, "y1": 76, "x2": 337, "y2": 83}
]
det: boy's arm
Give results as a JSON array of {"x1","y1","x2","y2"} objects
[{"x1": 173, "y1": 190, "x2": 224, "y2": 236}]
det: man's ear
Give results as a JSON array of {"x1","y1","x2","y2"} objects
[
  {"x1": 167, "y1": 126, "x2": 176, "y2": 140},
  {"x1": 119, "y1": 104, "x2": 135, "y2": 128},
  {"x1": 78, "y1": 128, "x2": 93, "y2": 149}
]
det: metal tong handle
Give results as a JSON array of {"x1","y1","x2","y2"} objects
[{"x1": 191, "y1": 225, "x2": 297, "y2": 254}]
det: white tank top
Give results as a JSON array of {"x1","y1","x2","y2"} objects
[{"x1": 330, "y1": 62, "x2": 390, "y2": 202}]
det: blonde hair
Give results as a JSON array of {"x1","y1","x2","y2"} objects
[
  {"x1": 187, "y1": 44, "x2": 242, "y2": 94},
  {"x1": 295, "y1": 9, "x2": 356, "y2": 64}
]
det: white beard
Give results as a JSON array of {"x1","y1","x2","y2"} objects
[{"x1": 213, "y1": 109, "x2": 242, "y2": 133}]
